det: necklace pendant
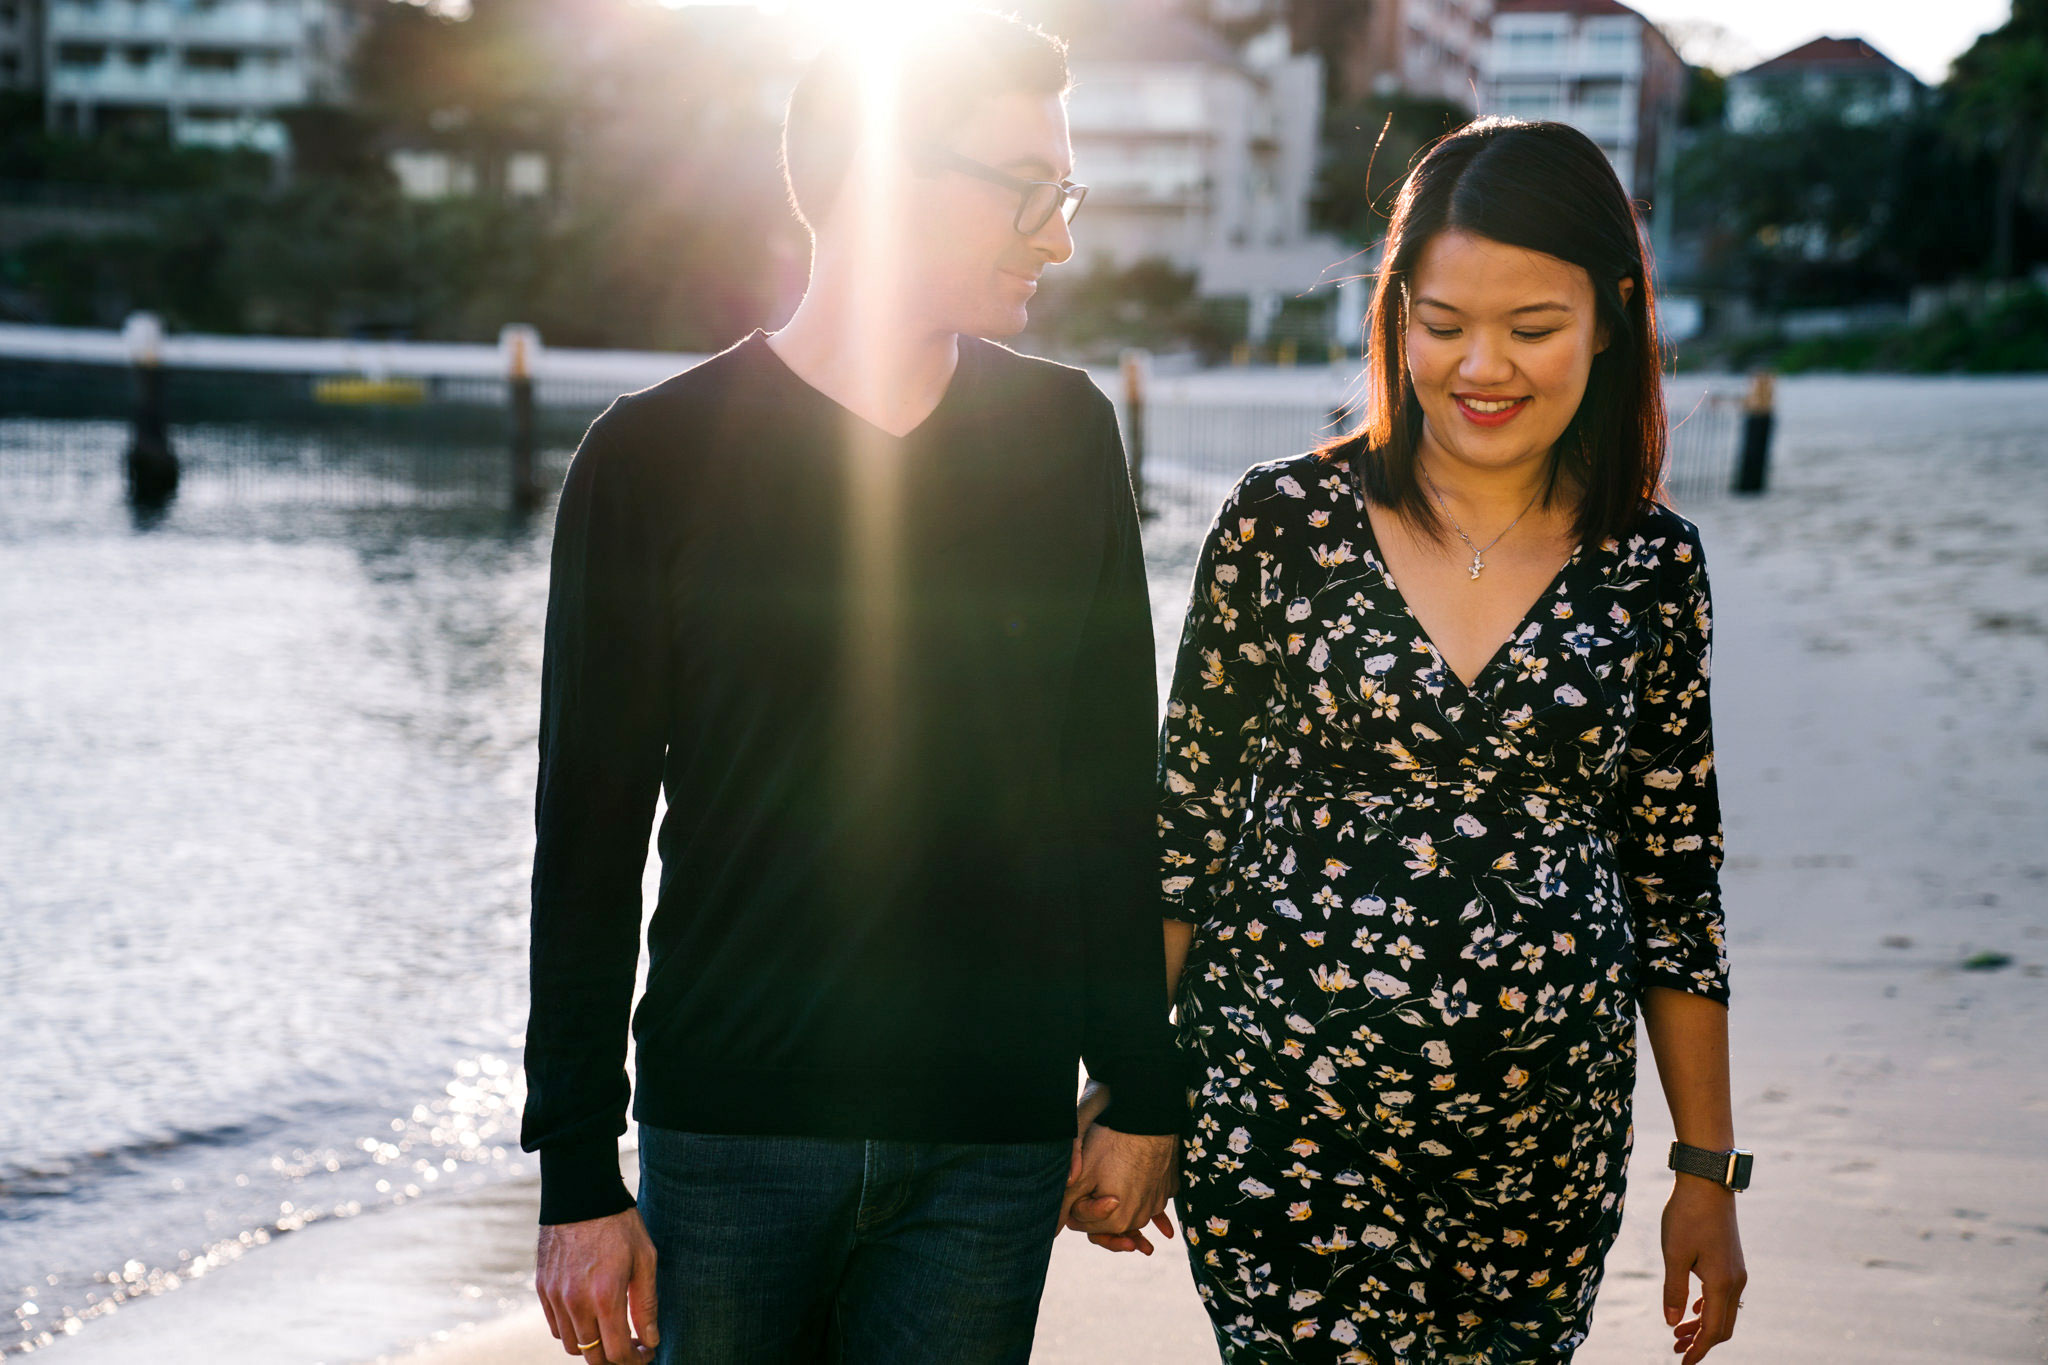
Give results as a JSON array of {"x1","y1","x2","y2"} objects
[{"x1": 1469, "y1": 552, "x2": 1485, "y2": 579}]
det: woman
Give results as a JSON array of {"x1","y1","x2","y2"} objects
[{"x1": 1153, "y1": 118, "x2": 1746, "y2": 1363}]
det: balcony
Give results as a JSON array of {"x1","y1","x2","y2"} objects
[
  {"x1": 1562, "y1": 103, "x2": 1631, "y2": 143},
  {"x1": 51, "y1": 59, "x2": 307, "y2": 104},
  {"x1": 1487, "y1": 33, "x2": 1642, "y2": 79},
  {"x1": 47, "y1": 1, "x2": 306, "y2": 47}
]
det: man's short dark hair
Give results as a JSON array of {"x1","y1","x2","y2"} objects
[{"x1": 780, "y1": 11, "x2": 1071, "y2": 233}]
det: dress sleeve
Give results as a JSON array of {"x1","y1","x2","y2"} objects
[
  {"x1": 1616, "y1": 532, "x2": 1731, "y2": 1006},
  {"x1": 1158, "y1": 477, "x2": 1273, "y2": 926},
  {"x1": 519, "y1": 403, "x2": 671, "y2": 1225},
  {"x1": 1063, "y1": 392, "x2": 1183, "y2": 1137}
]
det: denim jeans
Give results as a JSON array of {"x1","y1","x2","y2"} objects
[{"x1": 636, "y1": 1124, "x2": 1072, "y2": 1364}]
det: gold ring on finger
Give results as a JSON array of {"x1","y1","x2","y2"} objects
[{"x1": 577, "y1": 1340, "x2": 601, "y2": 1351}]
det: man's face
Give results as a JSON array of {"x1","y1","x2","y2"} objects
[{"x1": 902, "y1": 90, "x2": 1077, "y2": 340}]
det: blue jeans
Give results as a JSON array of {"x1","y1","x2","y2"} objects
[{"x1": 636, "y1": 1125, "x2": 1072, "y2": 1364}]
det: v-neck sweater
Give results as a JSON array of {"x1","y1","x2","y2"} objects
[{"x1": 519, "y1": 329, "x2": 1183, "y2": 1225}]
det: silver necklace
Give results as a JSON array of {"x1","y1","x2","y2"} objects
[{"x1": 1419, "y1": 465, "x2": 1543, "y2": 579}]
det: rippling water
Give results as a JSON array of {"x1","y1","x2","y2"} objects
[{"x1": 0, "y1": 422, "x2": 584, "y2": 1355}]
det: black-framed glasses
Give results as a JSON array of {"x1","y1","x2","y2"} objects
[{"x1": 920, "y1": 146, "x2": 1088, "y2": 235}]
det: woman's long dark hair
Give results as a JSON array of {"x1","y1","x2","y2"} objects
[{"x1": 1319, "y1": 116, "x2": 1666, "y2": 548}]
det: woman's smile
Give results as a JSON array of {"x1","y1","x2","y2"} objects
[{"x1": 1452, "y1": 393, "x2": 1532, "y2": 427}]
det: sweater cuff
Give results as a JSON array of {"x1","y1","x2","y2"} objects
[
  {"x1": 1090, "y1": 1051, "x2": 1190, "y2": 1137},
  {"x1": 538, "y1": 1134, "x2": 635, "y2": 1226}
]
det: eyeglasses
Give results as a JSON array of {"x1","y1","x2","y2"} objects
[{"x1": 919, "y1": 146, "x2": 1088, "y2": 235}]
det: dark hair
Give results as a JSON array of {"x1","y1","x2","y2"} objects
[
  {"x1": 1319, "y1": 116, "x2": 1666, "y2": 548},
  {"x1": 780, "y1": 11, "x2": 1070, "y2": 232}
]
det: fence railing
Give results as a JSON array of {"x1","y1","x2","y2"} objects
[
  {"x1": 1121, "y1": 379, "x2": 1767, "y2": 523},
  {"x1": 0, "y1": 320, "x2": 1773, "y2": 517}
]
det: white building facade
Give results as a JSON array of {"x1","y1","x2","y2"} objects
[
  {"x1": 1477, "y1": 0, "x2": 1685, "y2": 202},
  {"x1": 40, "y1": 0, "x2": 361, "y2": 152},
  {"x1": 1, "y1": 0, "x2": 42, "y2": 90},
  {"x1": 1065, "y1": 11, "x2": 1348, "y2": 323}
]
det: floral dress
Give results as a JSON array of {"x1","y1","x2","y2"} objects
[{"x1": 1158, "y1": 451, "x2": 1732, "y2": 1364}]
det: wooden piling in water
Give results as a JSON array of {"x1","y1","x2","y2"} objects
[
  {"x1": 502, "y1": 323, "x2": 540, "y2": 515},
  {"x1": 122, "y1": 312, "x2": 178, "y2": 509},
  {"x1": 1734, "y1": 369, "x2": 1775, "y2": 495}
]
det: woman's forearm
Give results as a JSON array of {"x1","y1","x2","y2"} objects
[{"x1": 1641, "y1": 985, "x2": 1735, "y2": 1151}]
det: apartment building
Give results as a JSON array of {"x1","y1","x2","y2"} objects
[
  {"x1": 1478, "y1": 0, "x2": 1684, "y2": 201},
  {"x1": 1280, "y1": 0, "x2": 1492, "y2": 108},
  {"x1": 39, "y1": 0, "x2": 362, "y2": 151},
  {"x1": 1064, "y1": 7, "x2": 1347, "y2": 318},
  {"x1": 1, "y1": 0, "x2": 41, "y2": 91}
]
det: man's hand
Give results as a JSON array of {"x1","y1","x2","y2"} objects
[
  {"x1": 536, "y1": 1207, "x2": 660, "y2": 1364},
  {"x1": 1062, "y1": 1120, "x2": 1178, "y2": 1253}
]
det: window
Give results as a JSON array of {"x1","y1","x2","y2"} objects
[
  {"x1": 507, "y1": 151, "x2": 549, "y2": 197},
  {"x1": 1577, "y1": 80, "x2": 1624, "y2": 111},
  {"x1": 183, "y1": 47, "x2": 241, "y2": 71},
  {"x1": 1493, "y1": 83, "x2": 1560, "y2": 117},
  {"x1": 56, "y1": 43, "x2": 108, "y2": 67}
]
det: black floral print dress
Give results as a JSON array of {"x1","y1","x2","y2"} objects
[{"x1": 1158, "y1": 451, "x2": 1732, "y2": 1364}]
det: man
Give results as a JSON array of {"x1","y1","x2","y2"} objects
[{"x1": 518, "y1": 12, "x2": 1181, "y2": 1363}]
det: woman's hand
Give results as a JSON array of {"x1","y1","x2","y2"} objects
[{"x1": 1661, "y1": 1176, "x2": 1746, "y2": 1362}]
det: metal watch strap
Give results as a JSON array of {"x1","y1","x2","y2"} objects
[{"x1": 1667, "y1": 1140, "x2": 1752, "y2": 1190}]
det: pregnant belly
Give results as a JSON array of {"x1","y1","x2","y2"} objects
[{"x1": 1180, "y1": 797, "x2": 1641, "y2": 1132}]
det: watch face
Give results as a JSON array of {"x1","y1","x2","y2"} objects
[{"x1": 1731, "y1": 1151, "x2": 1753, "y2": 1188}]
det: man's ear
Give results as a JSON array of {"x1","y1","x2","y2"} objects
[{"x1": 1596, "y1": 276, "x2": 1637, "y2": 354}]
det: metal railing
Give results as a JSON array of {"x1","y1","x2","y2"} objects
[{"x1": 0, "y1": 321, "x2": 1774, "y2": 518}]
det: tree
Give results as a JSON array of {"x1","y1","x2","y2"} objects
[
  {"x1": 1945, "y1": 0, "x2": 2048, "y2": 277},
  {"x1": 1312, "y1": 93, "x2": 1471, "y2": 244},
  {"x1": 1674, "y1": 96, "x2": 2010, "y2": 309}
]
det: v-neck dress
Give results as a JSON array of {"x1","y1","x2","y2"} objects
[{"x1": 1157, "y1": 451, "x2": 1731, "y2": 1364}]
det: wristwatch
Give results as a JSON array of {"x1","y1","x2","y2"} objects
[{"x1": 1667, "y1": 1140, "x2": 1753, "y2": 1191}]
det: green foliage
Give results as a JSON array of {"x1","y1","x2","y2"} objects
[
  {"x1": 0, "y1": 123, "x2": 272, "y2": 194},
  {"x1": 1679, "y1": 287, "x2": 2048, "y2": 373},
  {"x1": 1944, "y1": 0, "x2": 2048, "y2": 276},
  {"x1": 1675, "y1": 100, "x2": 2019, "y2": 308},
  {"x1": 0, "y1": 0, "x2": 804, "y2": 349},
  {"x1": 1024, "y1": 258, "x2": 1231, "y2": 361},
  {"x1": 1312, "y1": 94, "x2": 1472, "y2": 244},
  {"x1": 1679, "y1": 67, "x2": 1726, "y2": 130}
]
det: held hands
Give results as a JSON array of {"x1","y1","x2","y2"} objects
[
  {"x1": 1661, "y1": 1176, "x2": 1747, "y2": 1363},
  {"x1": 1061, "y1": 1079, "x2": 1179, "y2": 1255},
  {"x1": 535, "y1": 1207, "x2": 660, "y2": 1364}
]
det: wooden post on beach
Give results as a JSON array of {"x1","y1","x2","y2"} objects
[
  {"x1": 1735, "y1": 369, "x2": 1775, "y2": 495},
  {"x1": 1121, "y1": 346, "x2": 1150, "y2": 518},
  {"x1": 122, "y1": 311, "x2": 179, "y2": 509},
  {"x1": 502, "y1": 323, "x2": 541, "y2": 515}
]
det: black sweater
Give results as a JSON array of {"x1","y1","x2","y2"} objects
[{"x1": 519, "y1": 329, "x2": 1183, "y2": 1225}]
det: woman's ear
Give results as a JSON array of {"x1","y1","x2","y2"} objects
[{"x1": 1595, "y1": 276, "x2": 1637, "y2": 354}]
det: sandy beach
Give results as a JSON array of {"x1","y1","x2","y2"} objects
[{"x1": 22, "y1": 375, "x2": 2047, "y2": 1363}]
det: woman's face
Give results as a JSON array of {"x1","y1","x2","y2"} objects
[{"x1": 1402, "y1": 229, "x2": 1629, "y2": 477}]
